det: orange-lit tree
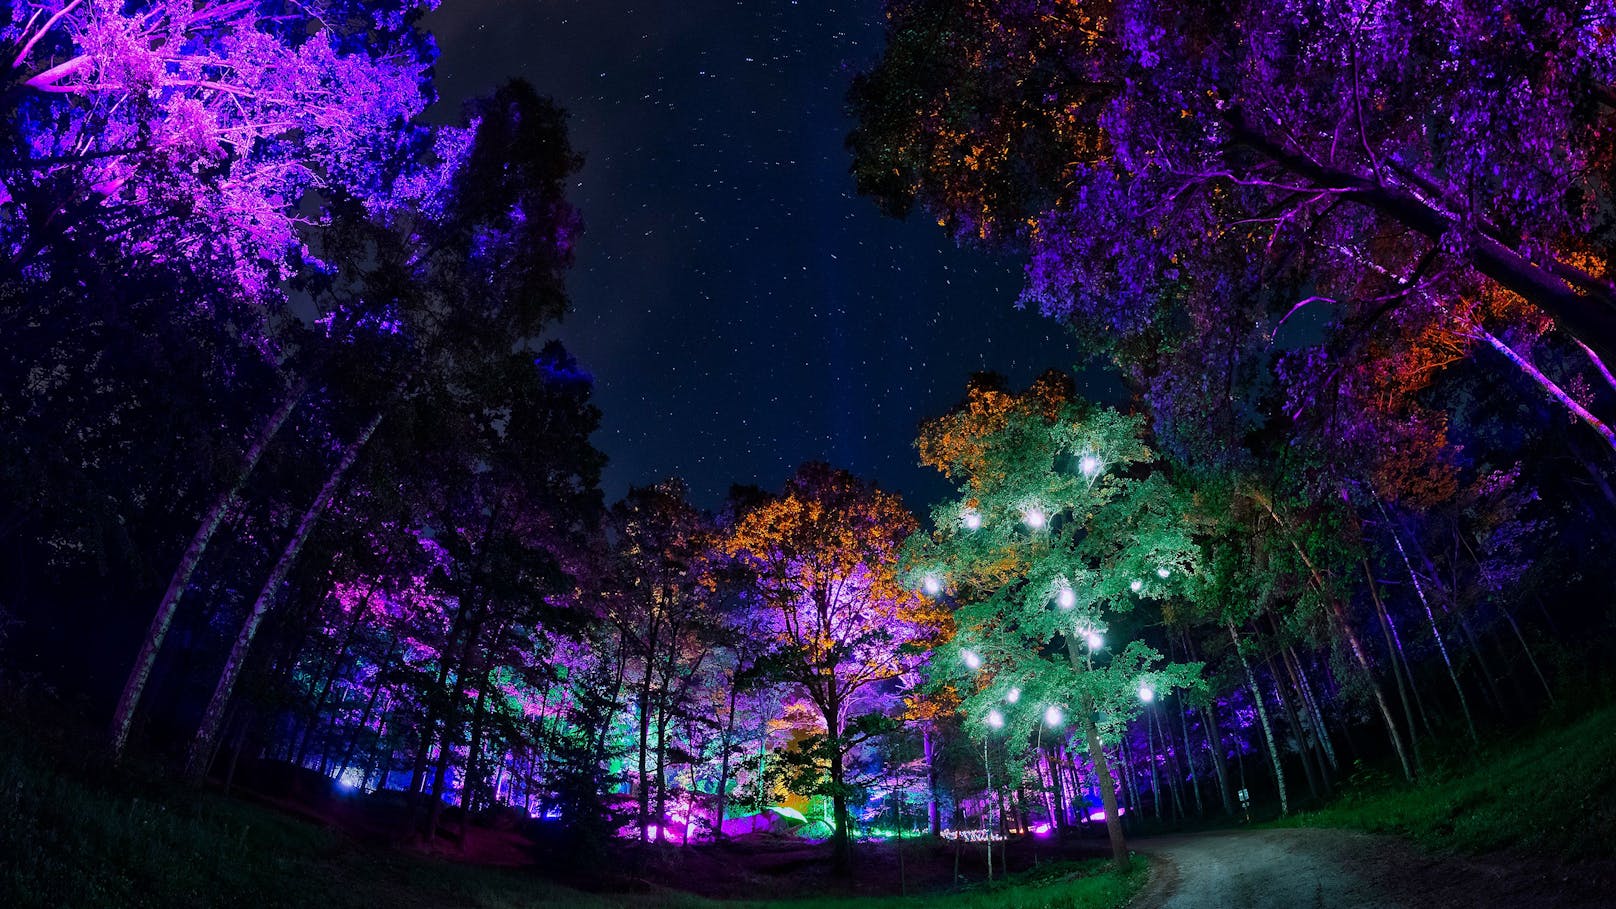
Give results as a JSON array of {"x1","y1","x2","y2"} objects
[{"x1": 723, "y1": 463, "x2": 949, "y2": 873}]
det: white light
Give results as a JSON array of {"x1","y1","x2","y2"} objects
[
  {"x1": 1006, "y1": 687, "x2": 1021, "y2": 704},
  {"x1": 1044, "y1": 705, "x2": 1063, "y2": 727},
  {"x1": 1138, "y1": 685, "x2": 1155, "y2": 703},
  {"x1": 1156, "y1": 567, "x2": 1170, "y2": 579},
  {"x1": 1056, "y1": 585, "x2": 1076, "y2": 609},
  {"x1": 962, "y1": 510, "x2": 982, "y2": 530},
  {"x1": 1079, "y1": 454, "x2": 1102, "y2": 478},
  {"x1": 1022, "y1": 507, "x2": 1047, "y2": 529},
  {"x1": 962, "y1": 649, "x2": 981, "y2": 670},
  {"x1": 1085, "y1": 631, "x2": 1103, "y2": 650},
  {"x1": 1129, "y1": 579, "x2": 1143, "y2": 593},
  {"x1": 986, "y1": 709, "x2": 1005, "y2": 729},
  {"x1": 923, "y1": 574, "x2": 943, "y2": 596}
]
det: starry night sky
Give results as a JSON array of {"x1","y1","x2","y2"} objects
[{"x1": 425, "y1": 1, "x2": 1095, "y2": 511}]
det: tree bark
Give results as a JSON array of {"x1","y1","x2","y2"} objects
[
  {"x1": 110, "y1": 378, "x2": 305, "y2": 757},
  {"x1": 1230, "y1": 621, "x2": 1289, "y2": 816},
  {"x1": 184, "y1": 403, "x2": 386, "y2": 779}
]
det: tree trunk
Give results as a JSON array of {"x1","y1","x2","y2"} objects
[
  {"x1": 925, "y1": 724, "x2": 942, "y2": 836},
  {"x1": 1230, "y1": 621, "x2": 1288, "y2": 816},
  {"x1": 1378, "y1": 501, "x2": 1479, "y2": 744},
  {"x1": 1081, "y1": 706, "x2": 1130, "y2": 869},
  {"x1": 826, "y1": 699, "x2": 852, "y2": 874},
  {"x1": 184, "y1": 404, "x2": 386, "y2": 779},
  {"x1": 1253, "y1": 492, "x2": 1415, "y2": 780},
  {"x1": 712, "y1": 674, "x2": 740, "y2": 839},
  {"x1": 110, "y1": 378, "x2": 305, "y2": 757},
  {"x1": 1200, "y1": 703, "x2": 1235, "y2": 816}
]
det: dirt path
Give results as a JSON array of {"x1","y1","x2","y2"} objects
[{"x1": 1130, "y1": 828, "x2": 1614, "y2": 909}]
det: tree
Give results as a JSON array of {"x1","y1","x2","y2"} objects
[
  {"x1": 849, "y1": 0, "x2": 1616, "y2": 437},
  {"x1": 906, "y1": 373, "x2": 1203, "y2": 870},
  {"x1": 723, "y1": 463, "x2": 948, "y2": 873}
]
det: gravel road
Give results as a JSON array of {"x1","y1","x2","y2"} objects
[{"x1": 1128, "y1": 827, "x2": 1615, "y2": 909}]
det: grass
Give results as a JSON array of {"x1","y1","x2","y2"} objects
[
  {"x1": 0, "y1": 714, "x2": 1145, "y2": 909},
  {"x1": 1278, "y1": 700, "x2": 1616, "y2": 858}
]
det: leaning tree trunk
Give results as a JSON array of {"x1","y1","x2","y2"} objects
[
  {"x1": 1378, "y1": 500, "x2": 1479, "y2": 745},
  {"x1": 1254, "y1": 492, "x2": 1416, "y2": 781},
  {"x1": 184, "y1": 404, "x2": 387, "y2": 779},
  {"x1": 1064, "y1": 639, "x2": 1129, "y2": 867},
  {"x1": 1200, "y1": 703, "x2": 1235, "y2": 815},
  {"x1": 712, "y1": 675, "x2": 740, "y2": 839},
  {"x1": 1230, "y1": 621, "x2": 1289, "y2": 816},
  {"x1": 110, "y1": 378, "x2": 305, "y2": 758}
]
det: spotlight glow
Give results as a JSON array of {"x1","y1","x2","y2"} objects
[
  {"x1": 986, "y1": 709, "x2": 1005, "y2": 729},
  {"x1": 962, "y1": 649, "x2": 981, "y2": 670},
  {"x1": 1130, "y1": 579, "x2": 1143, "y2": 592},
  {"x1": 1022, "y1": 507, "x2": 1047, "y2": 529},
  {"x1": 962, "y1": 510, "x2": 982, "y2": 530},
  {"x1": 1138, "y1": 685, "x2": 1155, "y2": 703},
  {"x1": 1006, "y1": 687, "x2": 1021, "y2": 704},
  {"x1": 922, "y1": 574, "x2": 943, "y2": 596},
  {"x1": 1079, "y1": 454, "x2": 1102, "y2": 478},
  {"x1": 1157, "y1": 567, "x2": 1170, "y2": 579},
  {"x1": 1056, "y1": 586, "x2": 1076, "y2": 609},
  {"x1": 1085, "y1": 631, "x2": 1103, "y2": 650},
  {"x1": 1044, "y1": 705, "x2": 1063, "y2": 727}
]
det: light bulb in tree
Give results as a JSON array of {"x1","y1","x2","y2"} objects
[
  {"x1": 1085, "y1": 631, "x2": 1103, "y2": 650},
  {"x1": 1006, "y1": 687, "x2": 1021, "y2": 704},
  {"x1": 1138, "y1": 685, "x2": 1155, "y2": 703},
  {"x1": 1156, "y1": 567, "x2": 1170, "y2": 579},
  {"x1": 986, "y1": 709, "x2": 1005, "y2": 729},
  {"x1": 922, "y1": 574, "x2": 943, "y2": 596},
  {"x1": 962, "y1": 509, "x2": 982, "y2": 530},
  {"x1": 1078, "y1": 454, "x2": 1102, "y2": 478},
  {"x1": 1022, "y1": 506, "x2": 1047, "y2": 529},
  {"x1": 962, "y1": 649, "x2": 981, "y2": 670},
  {"x1": 1044, "y1": 705, "x2": 1063, "y2": 727},
  {"x1": 1056, "y1": 585, "x2": 1076, "y2": 609},
  {"x1": 1130, "y1": 579, "x2": 1143, "y2": 593}
]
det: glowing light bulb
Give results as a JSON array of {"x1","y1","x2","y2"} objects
[
  {"x1": 1156, "y1": 567, "x2": 1170, "y2": 579},
  {"x1": 1022, "y1": 507, "x2": 1046, "y2": 529},
  {"x1": 1138, "y1": 685, "x2": 1155, "y2": 703},
  {"x1": 986, "y1": 709, "x2": 1004, "y2": 729},
  {"x1": 1079, "y1": 454, "x2": 1102, "y2": 478},
  {"x1": 923, "y1": 574, "x2": 943, "y2": 596},
  {"x1": 1056, "y1": 585, "x2": 1076, "y2": 609},
  {"x1": 1044, "y1": 705, "x2": 1063, "y2": 727},
  {"x1": 1085, "y1": 631, "x2": 1103, "y2": 650},
  {"x1": 962, "y1": 510, "x2": 982, "y2": 530},
  {"x1": 962, "y1": 650, "x2": 981, "y2": 670},
  {"x1": 1130, "y1": 579, "x2": 1143, "y2": 593},
  {"x1": 1006, "y1": 687, "x2": 1021, "y2": 704}
]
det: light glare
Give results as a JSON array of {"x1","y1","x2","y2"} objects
[
  {"x1": 986, "y1": 709, "x2": 1004, "y2": 729},
  {"x1": 962, "y1": 649, "x2": 981, "y2": 670},
  {"x1": 1006, "y1": 687, "x2": 1021, "y2": 703},
  {"x1": 962, "y1": 510, "x2": 982, "y2": 530},
  {"x1": 1044, "y1": 705, "x2": 1063, "y2": 727},
  {"x1": 1138, "y1": 685, "x2": 1155, "y2": 703}
]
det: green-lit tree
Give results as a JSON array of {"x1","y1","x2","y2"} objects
[{"x1": 905, "y1": 373, "x2": 1203, "y2": 870}]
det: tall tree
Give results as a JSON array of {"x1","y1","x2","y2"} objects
[{"x1": 723, "y1": 463, "x2": 947, "y2": 873}]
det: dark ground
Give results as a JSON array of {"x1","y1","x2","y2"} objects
[{"x1": 1132, "y1": 827, "x2": 1616, "y2": 909}]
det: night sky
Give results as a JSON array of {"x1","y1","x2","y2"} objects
[{"x1": 424, "y1": 1, "x2": 1093, "y2": 510}]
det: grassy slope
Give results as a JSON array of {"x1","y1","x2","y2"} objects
[
  {"x1": 1281, "y1": 701, "x2": 1616, "y2": 858},
  {"x1": 0, "y1": 729, "x2": 1144, "y2": 909}
]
